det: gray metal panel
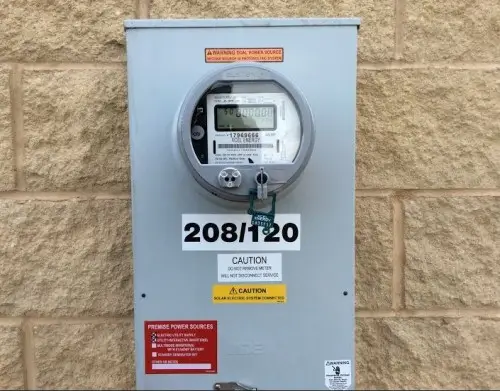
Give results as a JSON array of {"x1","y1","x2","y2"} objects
[
  {"x1": 124, "y1": 17, "x2": 361, "y2": 29},
  {"x1": 125, "y1": 19, "x2": 358, "y2": 390}
]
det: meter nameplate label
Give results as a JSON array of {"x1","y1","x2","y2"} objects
[
  {"x1": 182, "y1": 214, "x2": 300, "y2": 251},
  {"x1": 206, "y1": 92, "x2": 301, "y2": 165},
  {"x1": 205, "y1": 48, "x2": 284, "y2": 63},
  {"x1": 325, "y1": 360, "x2": 352, "y2": 390},
  {"x1": 218, "y1": 253, "x2": 282, "y2": 282},
  {"x1": 144, "y1": 321, "x2": 217, "y2": 375},
  {"x1": 212, "y1": 284, "x2": 286, "y2": 304}
]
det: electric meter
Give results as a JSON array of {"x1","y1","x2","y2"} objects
[{"x1": 178, "y1": 64, "x2": 315, "y2": 204}]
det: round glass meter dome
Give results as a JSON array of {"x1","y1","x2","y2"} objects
[{"x1": 177, "y1": 64, "x2": 315, "y2": 202}]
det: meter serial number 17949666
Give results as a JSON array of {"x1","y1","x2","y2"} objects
[
  {"x1": 229, "y1": 132, "x2": 261, "y2": 138},
  {"x1": 229, "y1": 132, "x2": 265, "y2": 143}
]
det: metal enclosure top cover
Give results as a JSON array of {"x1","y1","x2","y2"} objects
[{"x1": 178, "y1": 64, "x2": 315, "y2": 202}]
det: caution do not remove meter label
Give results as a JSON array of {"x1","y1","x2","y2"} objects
[
  {"x1": 218, "y1": 253, "x2": 282, "y2": 283},
  {"x1": 182, "y1": 214, "x2": 300, "y2": 251}
]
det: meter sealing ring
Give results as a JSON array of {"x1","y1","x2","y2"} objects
[{"x1": 177, "y1": 63, "x2": 315, "y2": 203}]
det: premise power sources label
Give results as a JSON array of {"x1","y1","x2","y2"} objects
[
  {"x1": 182, "y1": 214, "x2": 301, "y2": 251},
  {"x1": 205, "y1": 48, "x2": 284, "y2": 63},
  {"x1": 325, "y1": 360, "x2": 352, "y2": 390},
  {"x1": 212, "y1": 284, "x2": 286, "y2": 304},
  {"x1": 144, "y1": 321, "x2": 217, "y2": 375},
  {"x1": 218, "y1": 253, "x2": 282, "y2": 282}
]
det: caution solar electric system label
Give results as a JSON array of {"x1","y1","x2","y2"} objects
[{"x1": 213, "y1": 284, "x2": 286, "y2": 304}]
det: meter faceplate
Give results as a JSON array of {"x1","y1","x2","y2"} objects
[
  {"x1": 200, "y1": 85, "x2": 301, "y2": 166},
  {"x1": 178, "y1": 64, "x2": 314, "y2": 202}
]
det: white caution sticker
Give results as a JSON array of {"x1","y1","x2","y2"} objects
[
  {"x1": 182, "y1": 214, "x2": 300, "y2": 251},
  {"x1": 217, "y1": 253, "x2": 282, "y2": 282},
  {"x1": 325, "y1": 360, "x2": 352, "y2": 390}
]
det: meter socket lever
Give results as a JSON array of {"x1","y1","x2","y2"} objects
[
  {"x1": 213, "y1": 382, "x2": 257, "y2": 391},
  {"x1": 255, "y1": 168, "x2": 269, "y2": 200}
]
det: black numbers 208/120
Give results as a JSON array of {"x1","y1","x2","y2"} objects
[{"x1": 183, "y1": 222, "x2": 299, "y2": 243}]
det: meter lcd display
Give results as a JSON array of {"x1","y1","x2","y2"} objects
[{"x1": 215, "y1": 104, "x2": 277, "y2": 131}]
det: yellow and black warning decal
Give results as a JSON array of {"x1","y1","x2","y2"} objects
[
  {"x1": 212, "y1": 284, "x2": 286, "y2": 304},
  {"x1": 205, "y1": 48, "x2": 284, "y2": 63}
]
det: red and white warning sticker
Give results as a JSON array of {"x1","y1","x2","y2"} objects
[{"x1": 145, "y1": 320, "x2": 217, "y2": 374}]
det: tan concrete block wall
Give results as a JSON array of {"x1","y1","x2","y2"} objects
[{"x1": 0, "y1": 0, "x2": 498, "y2": 389}]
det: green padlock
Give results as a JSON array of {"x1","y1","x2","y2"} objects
[{"x1": 247, "y1": 189, "x2": 276, "y2": 235}]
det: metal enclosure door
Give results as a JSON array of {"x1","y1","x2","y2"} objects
[{"x1": 125, "y1": 18, "x2": 359, "y2": 390}]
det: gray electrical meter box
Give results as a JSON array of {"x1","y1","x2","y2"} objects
[{"x1": 124, "y1": 17, "x2": 360, "y2": 391}]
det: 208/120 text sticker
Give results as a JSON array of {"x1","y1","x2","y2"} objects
[{"x1": 182, "y1": 214, "x2": 300, "y2": 251}]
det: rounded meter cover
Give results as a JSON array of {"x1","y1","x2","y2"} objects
[{"x1": 178, "y1": 63, "x2": 315, "y2": 202}]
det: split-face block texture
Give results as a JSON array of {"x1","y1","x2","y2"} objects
[
  {"x1": 0, "y1": 326, "x2": 24, "y2": 390},
  {"x1": 33, "y1": 322, "x2": 135, "y2": 390},
  {"x1": 0, "y1": 0, "x2": 135, "y2": 62},
  {"x1": 23, "y1": 69, "x2": 130, "y2": 191},
  {"x1": 403, "y1": 0, "x2": 500, "y2": 62},
  {"x1": 0, "y1": 0, "x2": 499, "y2": 389},
  {"x1": 0, "y1": 200, "x2": 133, "y2": 317},
  {"x1": 355, "y1": 198, "x2": 393, "y2": 310},
  {"x1": 357, "y1": 69, "x2": 500, "y2": 189},
  {"x1": 0, "y1": 69, "x2": 14, "y2": 191},
  {"x1": 357, "y1": 317, "x2": 500, "y2": 389},
  {"x1": 404, "y1": 197, "x2": 500, "y2": 309}
]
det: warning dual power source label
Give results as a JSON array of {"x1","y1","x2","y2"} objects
[
  {"x1": 213, "y1": 284, "x2": 286, "y2": 304},
  {"x1": 144, "y1": 321, "x2": 217, "y2": 375},
  {"x1": 205, "y1": 48, "x2": 284, "y2": 63}
]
